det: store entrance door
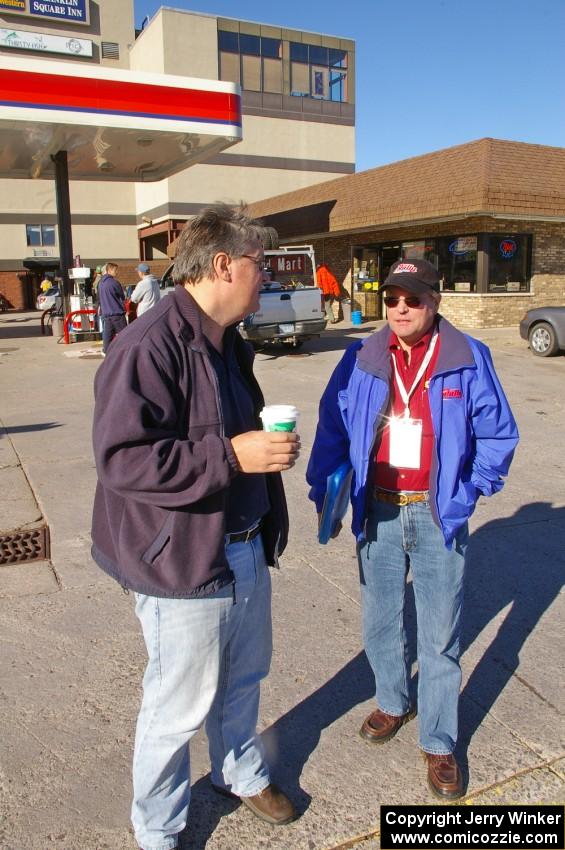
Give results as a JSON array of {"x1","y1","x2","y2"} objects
[{"x1": 379, "y1": 244, "x2": 401, "y2": 283}]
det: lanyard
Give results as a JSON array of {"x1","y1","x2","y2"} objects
[{"x1": 391, "y1": 329, "x2": 438, "y2": 418}]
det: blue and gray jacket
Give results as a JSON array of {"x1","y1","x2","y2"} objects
[{"x1": 306, "y1": 316, "x2": 519, "y2": 548}]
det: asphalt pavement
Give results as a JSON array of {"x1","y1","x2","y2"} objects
[{"x1": 0, "y1": 310, "x2": 564, "y2": 850}]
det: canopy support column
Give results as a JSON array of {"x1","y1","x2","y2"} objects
[{"x1": 51, "y1": 151, "x2": 73, "y2": 314}]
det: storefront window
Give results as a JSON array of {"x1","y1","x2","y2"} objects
[
  {"x1": 487, "y1": 234, "x2": 531, "y2": 292},
  {"x1": 353, "y1": 246, "x2": 379, "y2": 291},
  {"x1": 401, "y1": 240, "x2": 437, "y2": 264},
  {"x1": 437, "y1": 235, "x2": 477, "y2": 292}
]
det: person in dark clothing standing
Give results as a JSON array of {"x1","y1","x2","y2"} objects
[
  {"x1": 97, "y1": 262, "x2": 126, "y2": 353},
  {"x1": 91, "y1": 206, "x2": 300, "y2": 850}
]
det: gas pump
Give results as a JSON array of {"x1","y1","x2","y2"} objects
[{"x1": 68, "y1": 264, "x2": 93, "y2": 331}]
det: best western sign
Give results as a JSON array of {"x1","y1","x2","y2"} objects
[{"x1": 0, "y1": 0, "x2": 90, "y2": 25}]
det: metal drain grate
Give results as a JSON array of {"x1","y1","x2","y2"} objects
[{"x1": 0, "y1": 526, "x2": 50, "y2": 565}]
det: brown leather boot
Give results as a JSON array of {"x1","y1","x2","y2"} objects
[
  {"x1": 212, "y1": 782, "x2": 297, "y2": 825},
  {"x1": 359, "y1": 707, "x2": 416, "y2": 744},
  {"x1": 424, "y1": 752, "x2": 464, "y2": 799}
]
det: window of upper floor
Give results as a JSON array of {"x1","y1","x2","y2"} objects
[
  {"x1": 26, "y1": 224, "x2": 56, "y2": 248},
  {"x1": 290, "y1": 43, "x2": 348, "y2": 102},
  {"x1": 218, "y1": 30, "x2": 350, "y2": 102},
  {"x1": 219, "y1": 31, "x2": 282, "y2": 94}
]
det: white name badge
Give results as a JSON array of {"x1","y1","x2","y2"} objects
[{"x1": 389, "y1": 416, "x2": 422, "y2": 469}]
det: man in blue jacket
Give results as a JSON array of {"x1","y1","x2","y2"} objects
[
  {"x1": 97, "y1": 261, "x2": 126, "y2": 353},
  {"x1": 307, "y1": 259, "x2": 518, "y2": 799},
  {"x1": 92, "y1": 207, "x2": 300, "y2": 850}
]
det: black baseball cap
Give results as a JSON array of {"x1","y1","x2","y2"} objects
[{"x1": 382, "y1": 259, "x2": 440, "y2": 295}]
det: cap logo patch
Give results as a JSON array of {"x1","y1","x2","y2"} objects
[{"x1": 394, "y1": 263, "x2": 418, "y2": 274}]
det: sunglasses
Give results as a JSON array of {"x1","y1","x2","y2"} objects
[{"x1": 383, "y1": 295, "x2": 423, "y2": 308}]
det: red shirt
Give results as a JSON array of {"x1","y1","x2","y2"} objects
[{"x1": 374, "y1": 325, "x2": 440, "y2": 491}]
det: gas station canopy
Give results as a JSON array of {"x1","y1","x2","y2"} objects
[{"x1": 0, "y1": 56, "x2": 242, "y2": 181}]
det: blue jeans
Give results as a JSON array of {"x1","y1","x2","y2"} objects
[
  {"x1": 358, "y1": 497, "x2": 467, "y2": 755},
  {"x1": 131, "y1": 533, "x2": 272, "y2": 850}
]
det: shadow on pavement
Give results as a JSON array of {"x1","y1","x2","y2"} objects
[
  {"x1": 254, "y1": 321, "x2": 383, "y2": 359},
  {"x1": 3, "y1": 422, "x2": 62, "y2": 434},
  {"x1": 259, "y1": 652, "x2": 373, "y2": 800},
  {"x1": 399, "y1": 502, "x2": 563, "y2": 783},
  {"x1": 456, "y1": 501, "x2": 565, "y2": 772},
  {"x1": 0, "y1": 315, "x2": 43, "y2": 339},
  {"x1": 181, "y1": 652, "x2": 374, "y2": 847},
  {"x1": 181, "y1": 777, "x2": 240, "y2": 850}
]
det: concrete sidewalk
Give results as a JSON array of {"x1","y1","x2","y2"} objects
[{"x1": 0, "y1": 311, "x2": 563, "y2": 850}]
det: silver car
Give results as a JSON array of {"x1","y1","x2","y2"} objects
[
  {"x1": 36, "y1": 287, "x2": 60, "y2": 312},
  {"x1": 519, "y1": 306, "x2": 565, "y2": 357}
]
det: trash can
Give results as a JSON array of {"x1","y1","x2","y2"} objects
[
  {"x1": 51, "y1": 316, "x2": 64, "y2": 338},
  {"x1": 351, "y1": 310, "x2": 362, "y2": 326}
]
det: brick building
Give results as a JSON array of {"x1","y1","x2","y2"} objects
[{"x1": 248, "y1": 138, "x2": 565, "y2": 327}]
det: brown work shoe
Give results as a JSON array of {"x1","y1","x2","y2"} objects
[
  {"x1": 424, "y1": 752, "x2": 464, "y2": 800},
  {"x1": 359, "y1": 707, "x2": 415, "y2": 744},
  {"x1": 212, "y1": 782, "x2": 297, "y2": 825}
]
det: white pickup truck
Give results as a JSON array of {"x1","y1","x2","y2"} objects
[
  {"x1": 239, "y1": 245, "x2": 326, "y2": 350},
  {"x1": 162, "y1": 245, "x2": 327, "y2": 350}
]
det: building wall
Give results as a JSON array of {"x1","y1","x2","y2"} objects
[
  {"x1": 129, "y1": 10, "x2": 166, "y2": 72},
  {"x1": 129, "y1": 9, "x2": 355, "y2": 218},
  {"x1": 303, "y1": 218, "x2": 565, "y2": 328},
  {"x1": 0, "y1": 179, "x2": 137, "y2": 266}
]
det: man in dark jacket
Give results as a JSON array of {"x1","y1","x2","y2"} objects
[
  {"x1": 97, "y1": 261, "x2": 126, "y2": 353},
  {"x1": 91, "y1": 206, "x2": 300, "y2": 850}
]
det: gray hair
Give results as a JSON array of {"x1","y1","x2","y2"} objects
[{"x1": 172, "y1": 204, "x2": 265, "y2": 286}]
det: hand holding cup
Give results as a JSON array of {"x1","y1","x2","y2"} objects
[{"x1": 230, "y1": 405, "x2": 300, "y2": 473}]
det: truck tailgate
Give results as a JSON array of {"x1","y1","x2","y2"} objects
[{"x1": 252, "y1": 287, "x2": 322, "y2": 325}]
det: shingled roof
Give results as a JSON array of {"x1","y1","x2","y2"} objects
[{"x1": 248, "y1": 138, "x2": 565, "y2": 236}]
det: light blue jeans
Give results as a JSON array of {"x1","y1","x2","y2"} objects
[
  {"x1": 131, "y1": 534, "x2": 272, "y2": 850},
  {"x1": 358, "y1": 497, "x2": 467, "y2": 755}
]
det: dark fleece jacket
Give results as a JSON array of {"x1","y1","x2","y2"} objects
[{"x1": 91, "y1": 286, "x2": 288, "y2": 597}]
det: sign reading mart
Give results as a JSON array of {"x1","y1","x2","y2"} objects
[
  {"x1": 0, "y1": 26, "x2": 92, "y2": 55},
  {"x1": 0, "y1": 0, "x2": 89, "y2": 25}
]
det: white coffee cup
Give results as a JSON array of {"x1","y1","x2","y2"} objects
[{"x1": 260, "y1": 404, "x2": 299, "y2": 432}]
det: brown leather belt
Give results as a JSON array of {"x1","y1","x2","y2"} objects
[
  {"x1": 374, "y1": 489, "x2": 428, "y2": 506},
  {"x1": 226, "y1": 521, "x2": 262, "y2": 545}
]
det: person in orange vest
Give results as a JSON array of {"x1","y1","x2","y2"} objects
[{"x1": 316, "y1": 263, "x2": 342, "y2": 323}]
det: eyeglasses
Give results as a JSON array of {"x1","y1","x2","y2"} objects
[
  {"x1": 383, "y1": 295, "x2": 423, "y2": 309},
  {"x1": 238, "y1": 254, "x2": 266, "y2": 270}
]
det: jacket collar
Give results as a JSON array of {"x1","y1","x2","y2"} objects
[
  {"x1": 357, "y1": 315, "x2": 475, "y2": 378},
  {"x1": 171, "y1": 284, "x2": 239, "y2": 352}
]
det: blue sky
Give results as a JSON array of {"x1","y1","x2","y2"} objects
[{"x1": 134, "y1": 0, "x2": 564, "y2": 172}]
